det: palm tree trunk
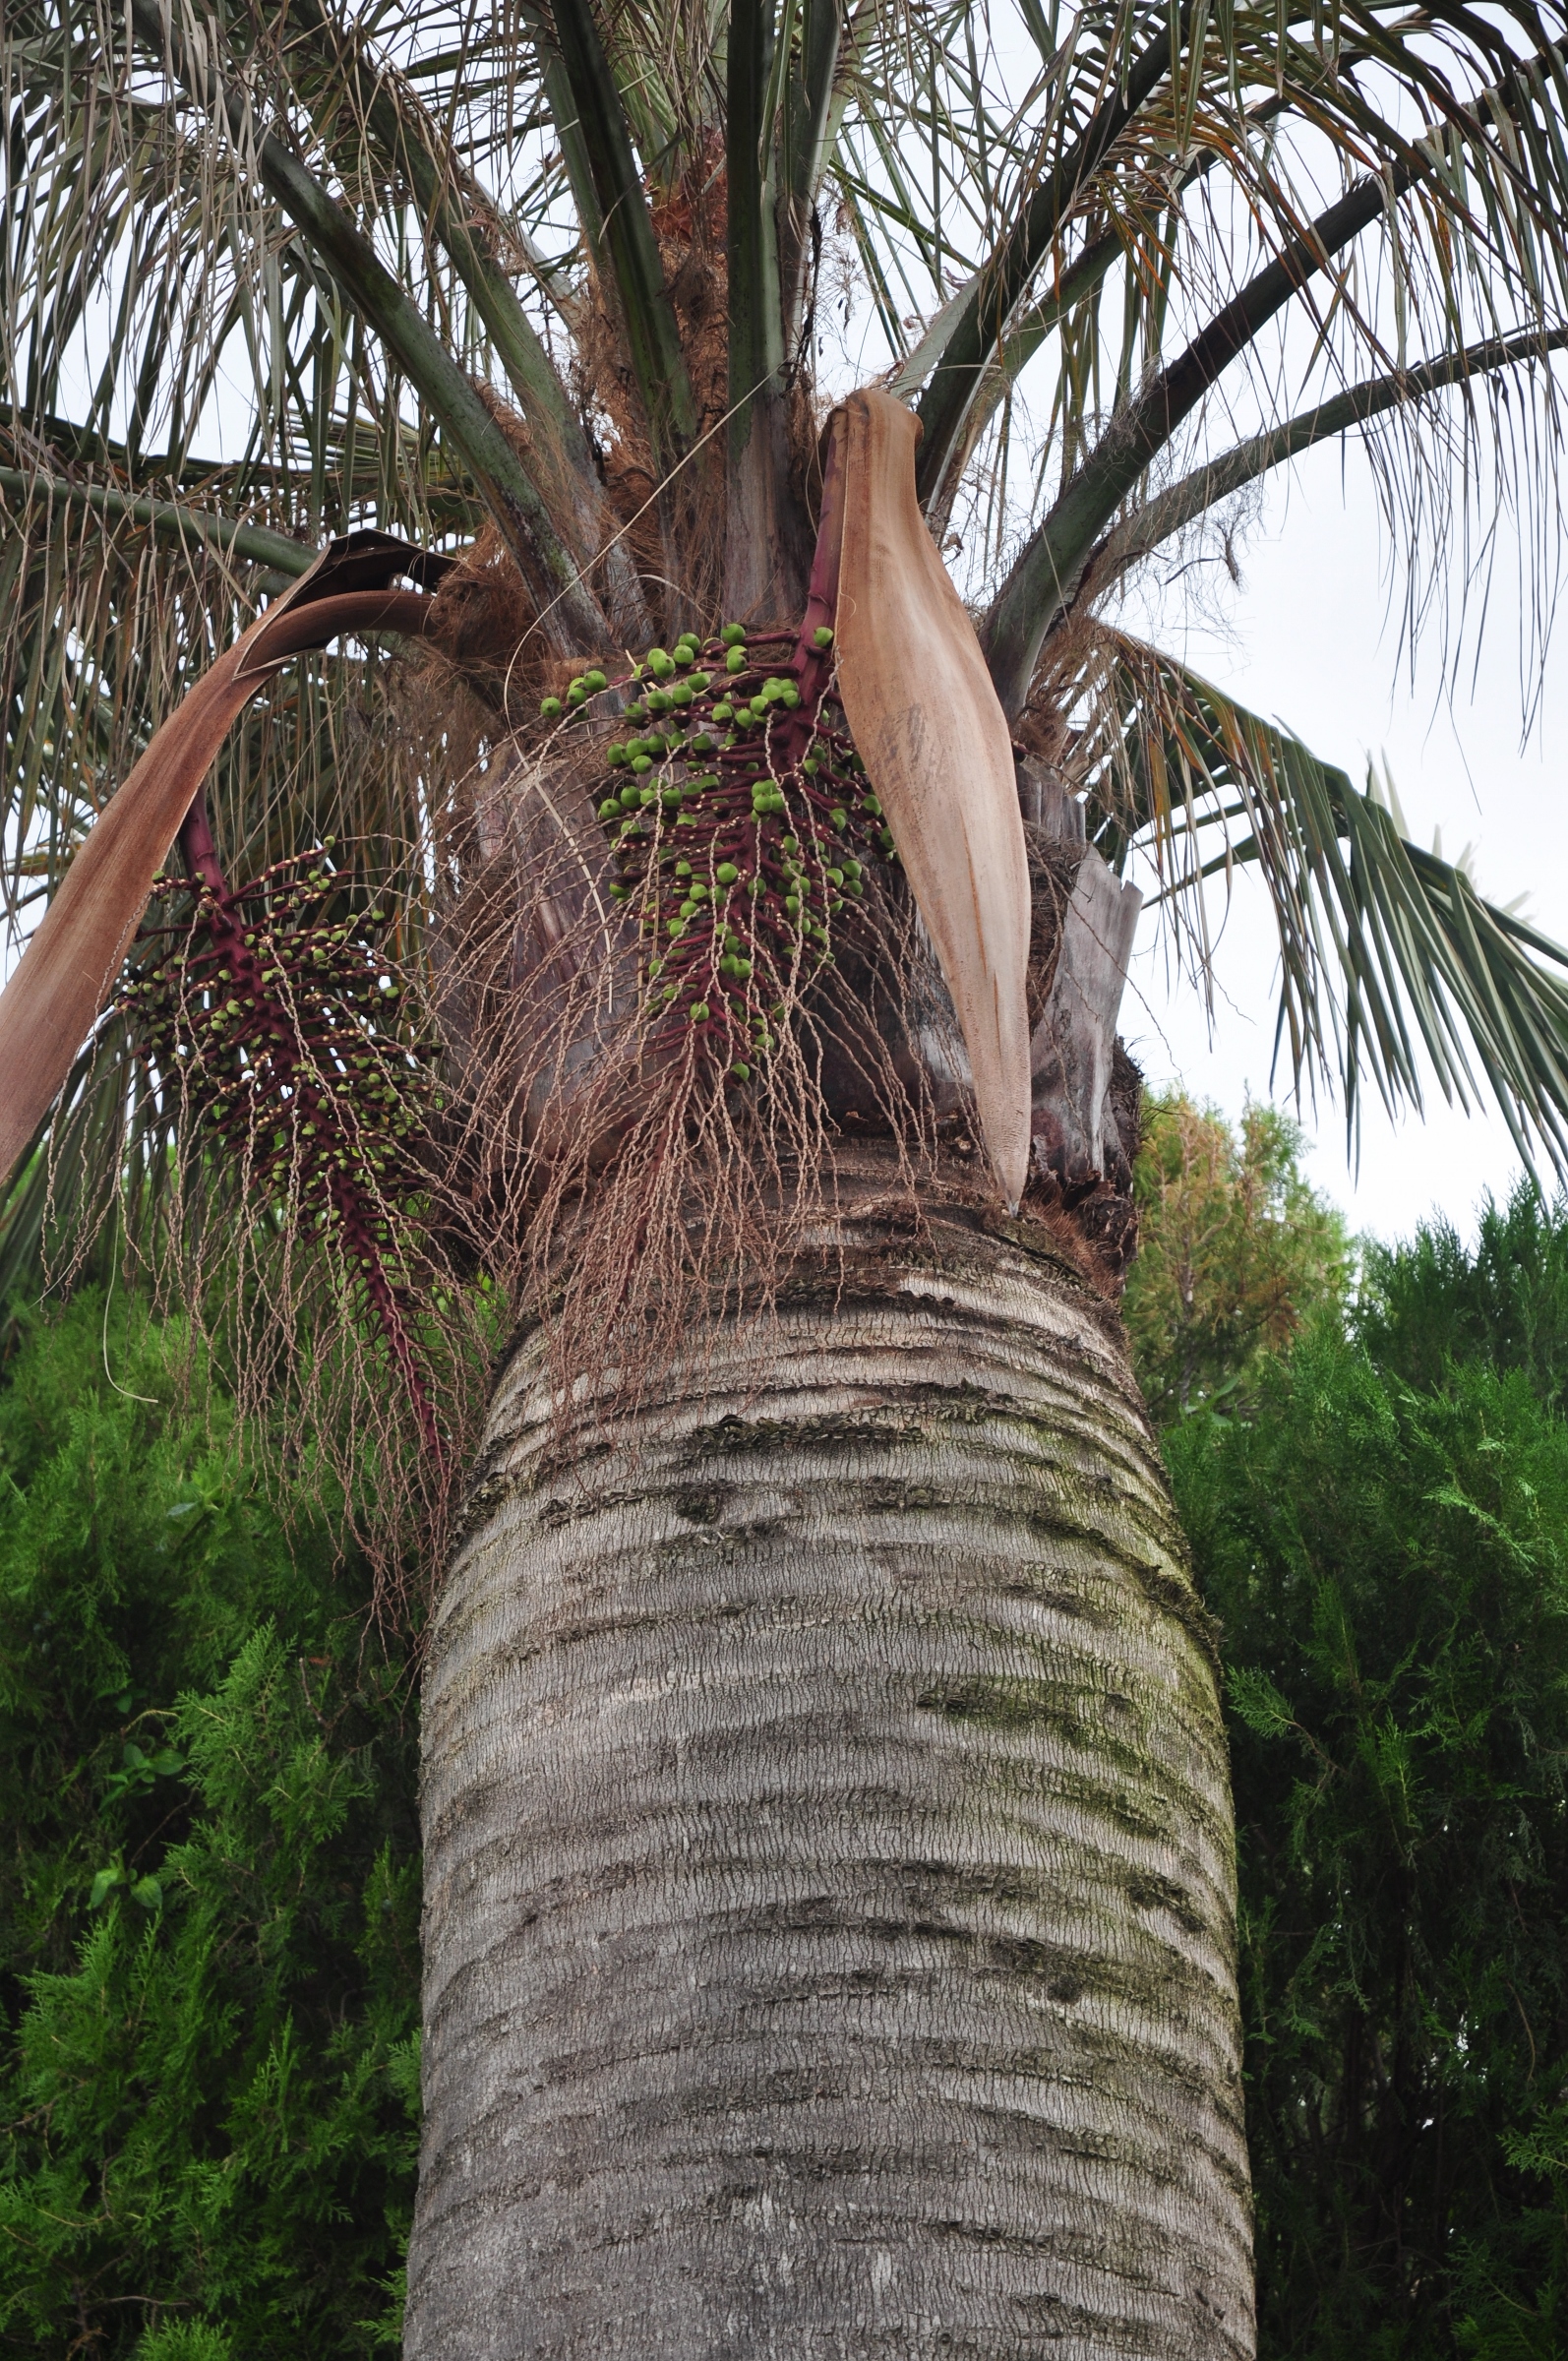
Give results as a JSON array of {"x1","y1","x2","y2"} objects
[{"x1": 406, "y1": 1158, "x2": 1254, "y2": 2357}]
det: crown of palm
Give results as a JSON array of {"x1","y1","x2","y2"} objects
[{"x1": 4, "y1": 0, "x2": 1568, "y2": 1311}]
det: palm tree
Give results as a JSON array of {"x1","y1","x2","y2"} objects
[{"x1": 5, "y1": 0, "x2": 1568, "y2": 2350}]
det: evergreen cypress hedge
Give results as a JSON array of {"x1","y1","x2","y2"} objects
[
  {"x1": 5, "y1": 1177, "x2": 1568, "y2": 2355},
  {"x1": 1168, "y1": 1186, "x2": 1568, "y2": 2359},
  {"x1": 0, "y1": 1298, "x2": 419, "y2": 2357}
]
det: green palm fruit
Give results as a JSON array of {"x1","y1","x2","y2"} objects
[
  {"x1": 690, "y1": 673, "x2": 712, "y2": 695},
  {"x1": 749, "y1": 697, "x2": 769, "y2": 719},
  {"x1": 620, "y1": 788, "x2": 642, "y2": 813},
  {"x1": 674, "y1": 860, "x2": 693, "y2": 877},
  {"x1": 780, "y1": 836, "x2": 799, "y2": 855},
  {"x1": 780, "y1": 686, "x2": 801, "y2": 709},
  {"x1": 625, "y1": 701, "x2": 649, "y2": 723},
  {"x1": 689, "y1": 881, "x2": 709, "y2": 901},
  {"x1": 690, "y1": 731, "x2": 715, "y2": 753},
  {"x1": 670, "y1": 683, "x2": 694, "y2": 706},
  {"x1": 731, "y1": 1060, "x2": 752, "y2": 1080},
  {"x1": 825, "y1": 868, "x2": 844, "y2": 886},
  {"x1": 667, "y1": 918, "x2": 683, "y2": 935},
  {"x1": 829, "y1": 807, "x2": 848, "y2": 829},
  {"x1": 608, "y1": 882, "x2": 630, "y2": 901},
  {"x1": 540, "y1": 696, "x2": 563, "y2": 719},
  {"x1": 631, "y1": 755, "x2": 653, "y2": 775},
  {"x1": 720, "y1": 623, "x2": 746, "y2": 646},
  {"x1": 862, "y1": 793, "x2": 882, "y2": 816},
  {"x1": 716, "y1": 863, "x2": 739, "y2": 885},
  {"x1": 726, "y1": 646, "x2": 747, "y2": 674},
  {"x1": 647, "y1": 688, "x2": 672, "y2": 713},
  {"x1": 598, "y1": 797, "x2": 621, "y2": 820},
  {"x1": 647, "y1": 647, "x2": 675, "y2": 678},
  {"x1": 785, "y1": 894, "x2": 801, "y2": 916},
  {"x1": 584, "y1": 668, "x2": 609, "y2": 692},
  {"x1": 606, "y1": 744, "x2": 628, "y2": 766},
  {"x1": 567, "y1": 680, "x2": 588, "y2": 705},
  {"x1": 690, "y1": 1001, "x2": 710, "y2": 1023},
  {"x1": 813, "y1": 626, "x2": 834, "y2": 649},
  {"x1": 712, "y1": 701, "x2": 734, "y2": 723}
]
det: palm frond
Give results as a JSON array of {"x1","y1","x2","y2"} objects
[
  {"x1": 545, "y1": 0, "x2": 701, "y2": 477},
  {"x1": 117, "y1": 0, "x2": 600, "y2": 647},
  {"x1": 981, "y1": 48, "x2": 1568, "y2": 714},
  {"x1": 1089, "y1": 326, "x2": 1568, "y2": 596},
  {"x1": 1067, "y1": 629, "x2": 1568, "y2": 1168},
  {"x1": 911, "y1": 2, "x2": 1193, "y2": 506}
]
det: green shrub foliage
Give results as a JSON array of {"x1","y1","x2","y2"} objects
[
  {"x1": 1357, "y1": 1183, "x2": 1568, "y2": 1421},
  {"x1": 0, "y1": 1295, "x2": 420, "y2": 2357},
  {"x1": 1123, "y1": 1090, "x2": 1354, "y2": 1423},
  {"x1": 1167, "y1": 1182, "x2": 1568, "y2": 2359},
  {"x1": 9, "y1": 1154, "x2": 1568, "y2": 2358}
]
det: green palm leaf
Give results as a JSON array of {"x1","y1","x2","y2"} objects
[{"x1": 1073, "y1": 630, "x2": 1568, "y2": 1167}]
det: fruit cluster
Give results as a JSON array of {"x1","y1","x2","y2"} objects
[
  {"x1": 125, "y1": 851, "x2": 444, "y2": 1455},
  {"x1": 541, "y1": 622, "x2": 894, "y2": 1078}
]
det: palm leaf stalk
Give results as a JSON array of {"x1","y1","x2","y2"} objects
[{"x1": 5, "y1": 0, "x2": 1568, "y2": 2349}]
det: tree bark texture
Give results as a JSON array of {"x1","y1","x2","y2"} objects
[{"x1": 407, "y1": 1168, "x2": 1254, "y2": 2358}]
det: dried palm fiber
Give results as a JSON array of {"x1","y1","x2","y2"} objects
[
  {"x1": 0, "y1": 532, "x2": 452, "y2": 1186},
  {"x1": 831, "y1": 387, "x2": 1033, "y2": 1209}
]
